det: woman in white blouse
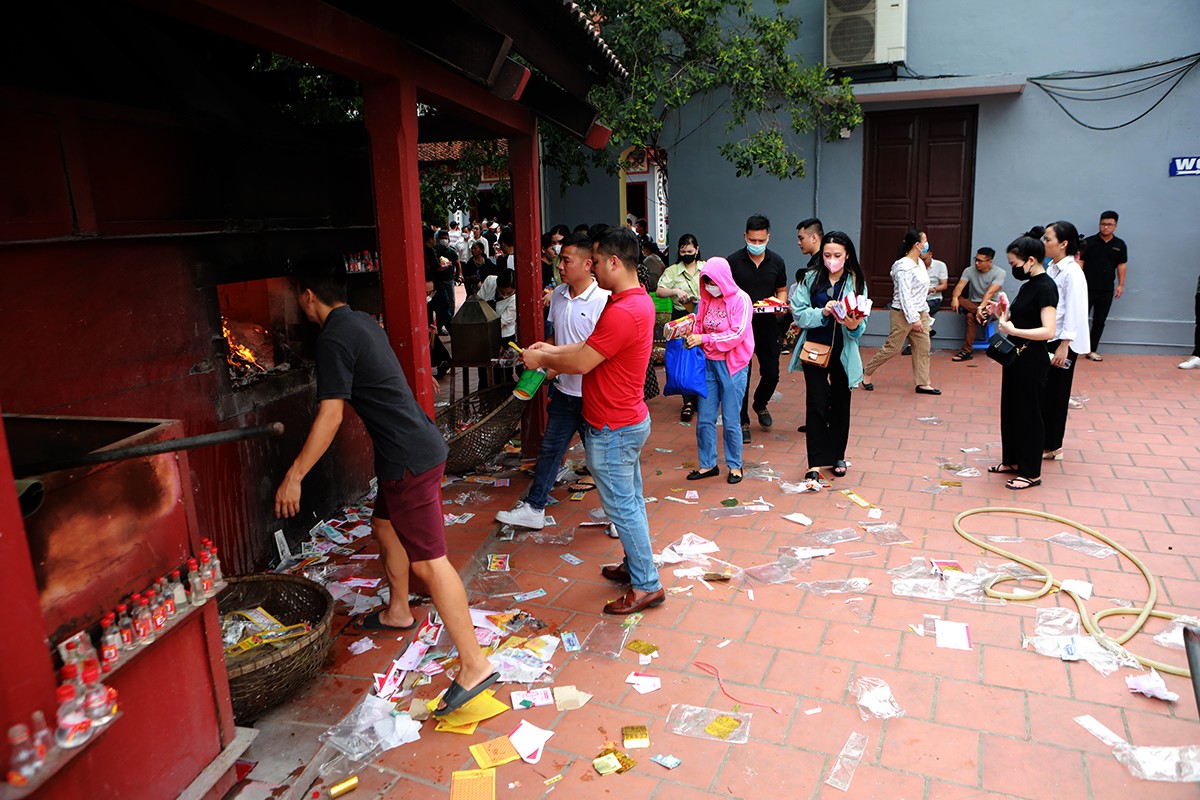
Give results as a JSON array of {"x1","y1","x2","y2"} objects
[
  {"x1": 861, "y1": 229, "x2": 940, "y2": 395},
  {"x1": 1041, "y1": 221, "x2": 1090, "y2": 461}
]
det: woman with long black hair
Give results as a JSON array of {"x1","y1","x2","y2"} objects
[
  {"x1": 988, "y1": 229, "x2": 1058, "y2": 490},
  {"x1": 787, "y1": 231, "x2": 869, "y2": 482},
  {"x1": 1041, "y1": 220, "x2": 1090, "y2": 462},
  {"x1": 861, "y1": 229, "x2": 940, "y2": 395}
]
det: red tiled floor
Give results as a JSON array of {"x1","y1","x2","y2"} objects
[{"x1": 240, "y1": 353, "x2": 1200, "y2": 800}]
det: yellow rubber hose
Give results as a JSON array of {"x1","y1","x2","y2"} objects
[{"x1": 953, "y1": 506, "x2": 1191, "y2": 678}]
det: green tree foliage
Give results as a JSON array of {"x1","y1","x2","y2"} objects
[
  {"x1": 542, "y1": 0, "x2": 862, "y2": 192},
  {"x1": 418, "y1": 139, "x2": 511, "y2": 224}
]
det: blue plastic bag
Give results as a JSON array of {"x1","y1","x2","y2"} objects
[{"x1": 663, "y1": 339, "x2": 708, "y2": 398}]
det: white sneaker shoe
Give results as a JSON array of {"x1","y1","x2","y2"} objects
[
  {"x1": 1179, "y1": 356, "x2": 1200, "y2": 370},
  {"x1": 495, "y1": 501, "x2": 545, "y2": 529},
  {"x1": 605, "y1": 522, "x2": 620, "y2": 539}
]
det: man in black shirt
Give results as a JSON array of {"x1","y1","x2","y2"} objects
[
  {"x1": 275, "y1": 258, "x2": 497, "y2": 716},
  {"x1": 727, "y1": 214, "x2": 789, "y2": 443},
  {"x1": 1080, "y1": 210, "x2": 1128, "y2": 361}
]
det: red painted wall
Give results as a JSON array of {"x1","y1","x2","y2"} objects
[{"x1": 0, "y1": 237, "x2": 376, "y2": 573}]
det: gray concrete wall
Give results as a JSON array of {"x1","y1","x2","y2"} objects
[{"x1": 545, "y1": 0, "x2": 1200, "y2": 351}]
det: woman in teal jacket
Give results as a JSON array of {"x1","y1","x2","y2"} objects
[{"x1": 788, "y1": 231, "x2": 869, "y2": 482}]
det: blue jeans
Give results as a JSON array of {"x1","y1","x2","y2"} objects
[
  {"x1": 585, "y1": 415, "x2": 660, "y2": 593},
  {"x1": 525, "y1": 386, "x2": 586, "y2": 510},
  {"x1": 697, "y1": 359, "x2": 748, "y2": 471}
]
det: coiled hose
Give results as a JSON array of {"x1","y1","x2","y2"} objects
[{"x1": 953, "y1": 506, "x2": 1191, "y2": 678}]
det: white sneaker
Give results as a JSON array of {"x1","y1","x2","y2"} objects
[
  {"x1": 1179, "y1": 356, "x2": 1200, "y2": 370},
  {"x1": 605, "y1": 522, "x2": 621, "y2": 539},
  {"x1": 495, "y1": 501, "x2": 545, "y2": 529}
]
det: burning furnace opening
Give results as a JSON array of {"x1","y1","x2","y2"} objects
[{"x1": 216, "y1": 276, "x2": 306, "y2": 388}]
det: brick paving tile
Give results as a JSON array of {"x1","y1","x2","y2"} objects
[{"x1": 238, "y1": 354, "x2": 1200, "y2": 800}]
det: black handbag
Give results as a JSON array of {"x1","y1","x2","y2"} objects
[{"x1": 985, "y1": 333, "x2": 1027, "y2": 367}]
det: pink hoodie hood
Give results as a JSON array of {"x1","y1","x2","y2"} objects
[{"x1": 695, "y1": 257, "x2": 755, "y2": 374}]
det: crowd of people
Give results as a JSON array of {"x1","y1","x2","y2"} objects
[{"x1": 397, "y1": 209, "x2": 1151, "y2": 622}]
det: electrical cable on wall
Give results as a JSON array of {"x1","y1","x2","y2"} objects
[{"x1": 1029, "y1": 51, "x2": 1200, "y2": 131}]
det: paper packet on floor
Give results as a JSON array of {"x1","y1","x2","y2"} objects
[{"x1": 664, "y1": 704, "x2": 752, "y2": 744}]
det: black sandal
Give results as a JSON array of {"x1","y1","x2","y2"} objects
[
  {"x1": 1006, "y1": 476, "x2": 1041, "y2": 490},
  {"x1": 687, "y1": 466, "x2": 720, "y2": 481},
  {"x1": 987, "y1": 464, "x2": 1019, "y2": 474},
  {"x1": 804, "y1": 470, "x2": 822, "y2": 482},
  {"x1": 832, "y1": 460, "x2": 847, "y2": 477},
  {"x1": 680, "y1": 402, "x2": 695, "y2": 422}
]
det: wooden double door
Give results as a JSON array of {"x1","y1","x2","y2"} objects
[{"x1": 860, "y1": 106, "x2": 978, "y2": 302}]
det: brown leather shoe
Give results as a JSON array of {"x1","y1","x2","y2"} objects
[
  {"x1": 601, "y1": 564, "x2": 631, "y2": 584},
  {"x1": 603, "y1": 588, "x2": 665, "y2": 615}
]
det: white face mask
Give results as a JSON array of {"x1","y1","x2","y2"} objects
[
  {"x1": 705, "y1": 284, "x2": 722, "y2": 297},
  {"x1": 553, "y1": 244, "x2": 562, "y2": 255}
]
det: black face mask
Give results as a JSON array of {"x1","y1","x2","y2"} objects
[
  {"x1": 680, "y1": 253, "x2": 697, "y2": 264},
  {"x1": 1012, "y1": 265, "x2": 1031, "y2": 281}
]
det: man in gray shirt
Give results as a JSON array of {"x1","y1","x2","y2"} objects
[{"x1": 950, "y1": 247, "x2": 1005, "y2": 362}]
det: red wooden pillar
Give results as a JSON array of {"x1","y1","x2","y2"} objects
[
  {"x1": 0, "y1": 406, "x2": 59, "y2": 773},
  {"x1": 508, "y1": 126, "x2": 546, "y2": 452},
  {"x1": 362, "y1": 77, "x2": 435, "y2": 417}
]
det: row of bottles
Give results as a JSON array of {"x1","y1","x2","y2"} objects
[
  {"x1": 344, "y1": 250, "x2": 380, "y2": 273},
  {"x1": 6, "y1": 542, "x2": 225, "y2": 787}
]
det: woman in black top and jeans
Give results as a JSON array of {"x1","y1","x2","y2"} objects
[{"x1": 988, "y1": 229, "x2": 1059, "y2": 490}]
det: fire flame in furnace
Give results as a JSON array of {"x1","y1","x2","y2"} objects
[{"x1": 222, "y1": 317, "x2": 268, "y2": 372}]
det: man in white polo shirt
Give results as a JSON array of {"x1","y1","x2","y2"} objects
[{"x1": 496, "y1": 232, "x2": 610, "y2": 529}]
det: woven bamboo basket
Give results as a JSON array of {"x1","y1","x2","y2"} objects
[
  {"x1": 436, "y1": 382, "x2": 523, "y2": 474},
  {"x1": 217, "y1": 574, "x2": 334, "y2": 724}
]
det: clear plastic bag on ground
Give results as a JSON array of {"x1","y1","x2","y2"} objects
[
  {"x1": 797, "y1": 578, "x2": 872, "y2": 596},
  {"x1": 921, "y1": 484, "x2": 948, "y2": 495},
  {"x1": 809, "y1": 527, "x2": 861, "y2": 545},
  {"x1": 1114, "y1": 744, "x2": 1200, "y2": 782},
  {"x1": 1152, "y1": 616, "x2": 1200, "y2": 650},
  {"x1": 664, "y1": 704, "x2": 752, "y2": 744},
  {"x1": 468, "y1": 572, "x2": 522, "y2": 600},
  {"x1": 581, "y1": 620, "x2": 630, "y2": 658},
  {"x1": 888, "y1": 557, "x2": 928, "y2": 579},
  {"x1": 851, "y1": 677, "x2": 905, "y2": 720},
  {"x1": 319, "y1": 695, "x2": 396, "y2": 762},
  {"x1": 1045, "y1": 532, "x2": 1117, "y2": 560},
  {"x1": 780, "y1": 478, "x2": 823, "y2": 494},
  {"x1": 586, "y1": 507, "x2": 611, "y2": 524},
  {"x1": 742, "y1": 463, "x2": 780, "y2": 482},
  {"x1": 523, "y1": 527, "x2": 575, "y2": 545},
  {"x1": 863, "y1": 522, "x2": 910, "y2": 546},
  {"x1": 703, "y1": 505, "x2": 767, "y2": 520},
  {"x1": 825, "y1": 732, "x2": 868, "y2": 791},
  {"x1": 1035, "y1": 607, "x2": 1081, "y2": 637},
  {"x1": 453, "y1": 490, "x2": 493, "y2": 506},
  {"x1": 954, "y1": 468, "x2": 982, "y2": 478},
  {"x1": 1023, "y1": 634, "x2": 1140, "y2": 677},
  {"x1": 743, "y1": 560, "x2": 806, "y2": 585},
  {"x1": 845, "y1": 597, "x2": 873, "y2": 623}
]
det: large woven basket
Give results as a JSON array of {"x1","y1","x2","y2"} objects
[
  {"x1": 436, "y1": 382, "x2": 523, "y2": 474},
  {"x1": 217, "y1": 574, "x2": 334, "y2": 724}
]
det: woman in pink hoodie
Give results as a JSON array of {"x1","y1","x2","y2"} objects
[{"x1": 684, "y1": 257, "x2": 756, "y2": 484}]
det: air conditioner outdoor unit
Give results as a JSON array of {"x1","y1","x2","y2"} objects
[{"x1": 825, "y1": 0, "x2": 907, "y2": 69}]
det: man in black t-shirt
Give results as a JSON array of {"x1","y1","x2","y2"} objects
[
  {"x1": 275, "y1": 258, "x2": 498, "y2": 717},
  {"x1": 1080, "y1": 210, "x2": 1128, "y2": 361},
  {"x1": 727, "y1": 214, "x2": 789, "y2": 443}
]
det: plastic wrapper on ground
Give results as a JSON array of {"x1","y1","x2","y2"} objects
[
  {"x1": 863, "y1": 522, "x2": 910, "y2": 546},
  {"x1": 1114, "y1": 743, "x2": 1200, "y2": 782},
  {"x1": 807, "y1": 527, "x2": 860, "y2": 546},
  {"x1": 1152, "y1": 616, "x2": 1200, "y2": 650},
  {"x1": 1035, "y1": 607, "x2": 1081, "y2": 637},
  {"x1": 522, "y1": 527, "x2": 575, "y2": 545},
  {"x1": 1045, "y1": 532, "x2": 1118, "y2": 560},
  {"x1": 850, "y1": 677, "x2": 905, "y2": 720},
  {"x1": 582, "y1": 620, "x2": 631, "y2": 658},
  {"x1": 825, "y1": 732, "x2": 868, "y2": 791},
  {"x1": 798, "y1": 578, "x2": 872, "y2": 596},
  {"x1": 1023, "y1": 634, "x2": 1140, "y2": 677},
  {"x1": 742, "y1": 559, "x2": 807, "y2": 585},
  {"x1": 320, "y1": 694, "x2": 398, "y2": 762},
  {"x1": 664, "y1": 704, "x2": 752, "y2": 744}
]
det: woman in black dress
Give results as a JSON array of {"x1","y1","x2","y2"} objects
[{"x1": 988, "y1": 229, "x2": 1059, "y2": 490}]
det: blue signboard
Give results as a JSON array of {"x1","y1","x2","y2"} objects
[{"x1": 1170, "y1": 156, "x2": 1200, "y2": 177}]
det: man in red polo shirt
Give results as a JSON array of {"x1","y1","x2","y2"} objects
[{"x1": 521, "y1": 226, "x2": 662, "y2": 614}]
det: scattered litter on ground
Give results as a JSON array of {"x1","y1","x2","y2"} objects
[
  {"x1": 1127, "y1": 669, "x2": 1180, "y2": 702},
  {"x1": 665, "y1": 704, "x2": 752, "y2": 743},
  {"x1": 850, "y1": 677, "x2": 905, "y2": 720},
  {"x1": 1045, "y1": 532, "x2": 1118, "y2": 559},
  {"x1": 1153, "y1": 616, "x2": 1200, "y2": 650},
  {"x1": 825, "y1": 732, "x2": 868, "y2": 791},
  {"x1": 1022, "y1": 634, "x2": 1140, "y2": 676},
  {"x1": 348, "y1": 637, "x2": 380, "y2": 655},
  {"x1": 935, "y1": 620, "x2": 972, "y2": 650},
  {"x1": 797, "y1": 578, "x2": 872, "y2": 596},
  {"x1": 916, "y1": 416, "x2": 944, "y2": 425},
  {"x1": 782, "y1": 512, "x2": 813, "y2": 526},
  {"x1": 1115, "y1": 744, "x2": 1200, "y2": 782},
  {"x1": 1035, "y1": 607, "x2": 1080, "y2": 637}
]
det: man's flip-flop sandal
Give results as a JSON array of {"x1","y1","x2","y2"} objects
[
  {"x1": 432, "y1": 672, "x2": 501, "y2": 717},
  {"x1": 567, "y1": 482, "x2": 597, "y2": 492},
  {"x1": 354, "y1": 610, "x2": 420, "y2": 632}
]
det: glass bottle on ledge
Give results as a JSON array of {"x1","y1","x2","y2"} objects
[
  {"x1": 53, "y1": 685, "x2": 92, "y2": 749},
  {"x1": 199, "y1": 552, "x2": 215, "y2": 598},
  {"x1": 116, "y1": 603, "x2": 134, "y2": 651},
  {"x1": 82, "y1": 664, "x2": 114, "y2": 727},
  {"x1": 6, "y1": 723, "x2": 41, "y2": 787},
  {"x1": 133, "y1": 598, "x2": 154, "y2": 645},
  {"x1": 170, "y1": 569, "x2": 188, "y2": 612},
  {"x1": 100, "y1": 614, "x2": 120, "y2": 668},
  {"x1": 30, "y1": 711, "x2": 50, "y2": 762},
  {"x1": 187, "y1": 559, "x2": 205, "y2": 606},
  {"x1": 209, "y1": 547, "x2": 224, "y2": 583}
]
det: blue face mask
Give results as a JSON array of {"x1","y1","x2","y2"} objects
[
  {"x1": 921, "y1": 242, "x2": 930, "y2": 254},
  {"x1": 1044, "y1": 257, "x2": 1054, "y2": 268},
  {"x1": 746, "y1": 241, "x2": 767, "y2": 256}
]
